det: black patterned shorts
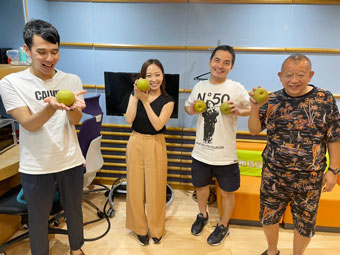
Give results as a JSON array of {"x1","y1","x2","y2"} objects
[{"x1": 259, "y1": 163, "x2": 323, "y2": 237}]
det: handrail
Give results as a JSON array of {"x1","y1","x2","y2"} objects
[
  {"x1": 61, "y1": 42, "x2": 340, "y2": 55},
  {"x1": 60, "y1": 42, "x2": 93, "y2": 47},
  {"x1": 94, "y1": 43, "x2": 186, "y2": 50},
  {"x1": 189, "y1": 0, "x2": 340, "y2": 4},
  {"x1": 93, "y1": 0, "x2": 186, "y2": 2},
  {"x1": 189, "y1": 0, "x2": 291, "y2": 3},
  {"x1": 48, "y1": 0, "x2": 340, "y2": 4}
]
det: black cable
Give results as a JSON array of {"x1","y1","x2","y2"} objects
[
  {"x1": 84, "y1": 215, "x2": 111, "y2": 242},
  {"x1": 83, "y1": 190, "x2": 112, "y2": 242},
  {"x1": 83, "y1": 178, "x2": 123, "y2": 241},
  {"x1": 193, "y1": 72, "x2": 210, "y2": 81}
]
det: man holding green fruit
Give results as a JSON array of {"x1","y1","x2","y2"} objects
[
  {"x1": 184, "y1": 45, "x2": 251, "y2": 246},
  {"x1": 248, "y1": 54, "x2": 340, "y2": 255},
  {"x1": 0, "y1": 19, "x2": 87, "y2": 255}
]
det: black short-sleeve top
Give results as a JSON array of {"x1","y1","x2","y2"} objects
[{"x1": 132, "y1": 94, "x2": 174, "y2": 134}]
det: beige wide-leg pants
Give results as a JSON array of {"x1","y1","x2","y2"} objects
[{"x1": 126, "y1": 131, "x2": 168, "y2": 239}]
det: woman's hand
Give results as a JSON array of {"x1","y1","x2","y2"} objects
[{"x1": 134, "y1": 79, "x2": 149, "y2": 104}]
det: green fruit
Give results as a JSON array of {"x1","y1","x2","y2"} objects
[
  {"x1": 253, "y1": 88, "x2": 268, "y2": 103},
  {"x1": 194, "y1": 100, "x2": 206, "y2": 113},
  {"x1": 220, "y1": 102, "x2": 232, "y2": 114},
  {"x1": 137, "y1": 79, "x2": 150, "y2": 91},
  {"x1": 56, "y1": 89, "x2": 75, "y2": 106}
]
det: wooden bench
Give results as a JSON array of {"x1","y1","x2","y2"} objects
[
  {"x1": 283, "y1": 183, "x2": 340, "y2": 233},
  {"x1": 216, "y1": 175, "x2": 264, "y2": 226}
]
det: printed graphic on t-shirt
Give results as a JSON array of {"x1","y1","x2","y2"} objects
[
  {"x1": 202, "y1": 100, "x2": 219, "y2": 143},
  {"x1": 197, "y1": 91, "x2": 230, "y2": 144}
]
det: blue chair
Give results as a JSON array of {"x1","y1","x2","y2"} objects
[{"x1": 0, "y1": 185, "x2": 67, "y2": 255}]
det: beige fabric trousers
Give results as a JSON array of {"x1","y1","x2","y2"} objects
[{"x1": 125, "y1": 131, "x2": 168, "y2": 238}]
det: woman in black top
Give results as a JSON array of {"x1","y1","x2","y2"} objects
[{"x1": 125, "y1": 59, "x2": 174, "y2": 246}]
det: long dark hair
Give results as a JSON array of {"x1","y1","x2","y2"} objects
[{"x1": 140, "y1": 59, "x2": 168, "y2": 97}]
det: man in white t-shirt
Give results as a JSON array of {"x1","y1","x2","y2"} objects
[
  {"x1": 0, "y1": 20, "x2": 86, "y2": 255},
  {"x1": 185, "y1": 45, "x2": 251, "y2": 246}
]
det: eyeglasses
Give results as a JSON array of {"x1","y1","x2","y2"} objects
[{"x1": 282, "y1": 73, "x2": 308, "y2": 80}]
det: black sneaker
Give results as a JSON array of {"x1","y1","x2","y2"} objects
[
  {"x1": 136, "y1": 234, "x2": 149, "y2": 246},
  {"x1": 207, "y1": 224, "x2": 230, "y2": 246},
  {"x1": 152, "y1": 236, "x2": 162, "y2": 244},
  {"x1": 191, "y1": 212, "x2": 209, "y2": 236}
]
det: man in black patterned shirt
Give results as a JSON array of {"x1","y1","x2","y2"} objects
[{"x1": 248, "y1": 54, "x2": 340, "y2": 255}]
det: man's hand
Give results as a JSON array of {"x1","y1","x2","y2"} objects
[
  {"x1": 228, "y1": 101, "x2": 240, "y2": 115},
  {"x1": 249, "y1": 86, "x2": 268, "y2": 110},
  {"x1": 322, "y1": 170, "x2": 337, "y2": 192},
  {"x1": 70, "y1": 90, "x2": 87, "y2": 110},
  {"x1": 185, "y1": 100, "x2": 205, "y2": 115},
  {"x1": 44, "y1": 90, "x2": 87, "y2": 111}
]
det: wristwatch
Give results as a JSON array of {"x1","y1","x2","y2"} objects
[{"x1": 328, "y1": 167, "x2": 340, "y2": 175}]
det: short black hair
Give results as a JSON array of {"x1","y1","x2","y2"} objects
[
  {"x1": 23, "y1": 19, "x2": 60, "y2": 50},
  {"x1": 210, "y1": 45, "x2": 235, "y2": 66}
]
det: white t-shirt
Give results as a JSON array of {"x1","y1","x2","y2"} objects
[
  {"x1": 185, "y1": 79, "x2": 250, "y2": 165},
  {"x1": 0, "y1": 69, "x2": 85, "y2": 174}
]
